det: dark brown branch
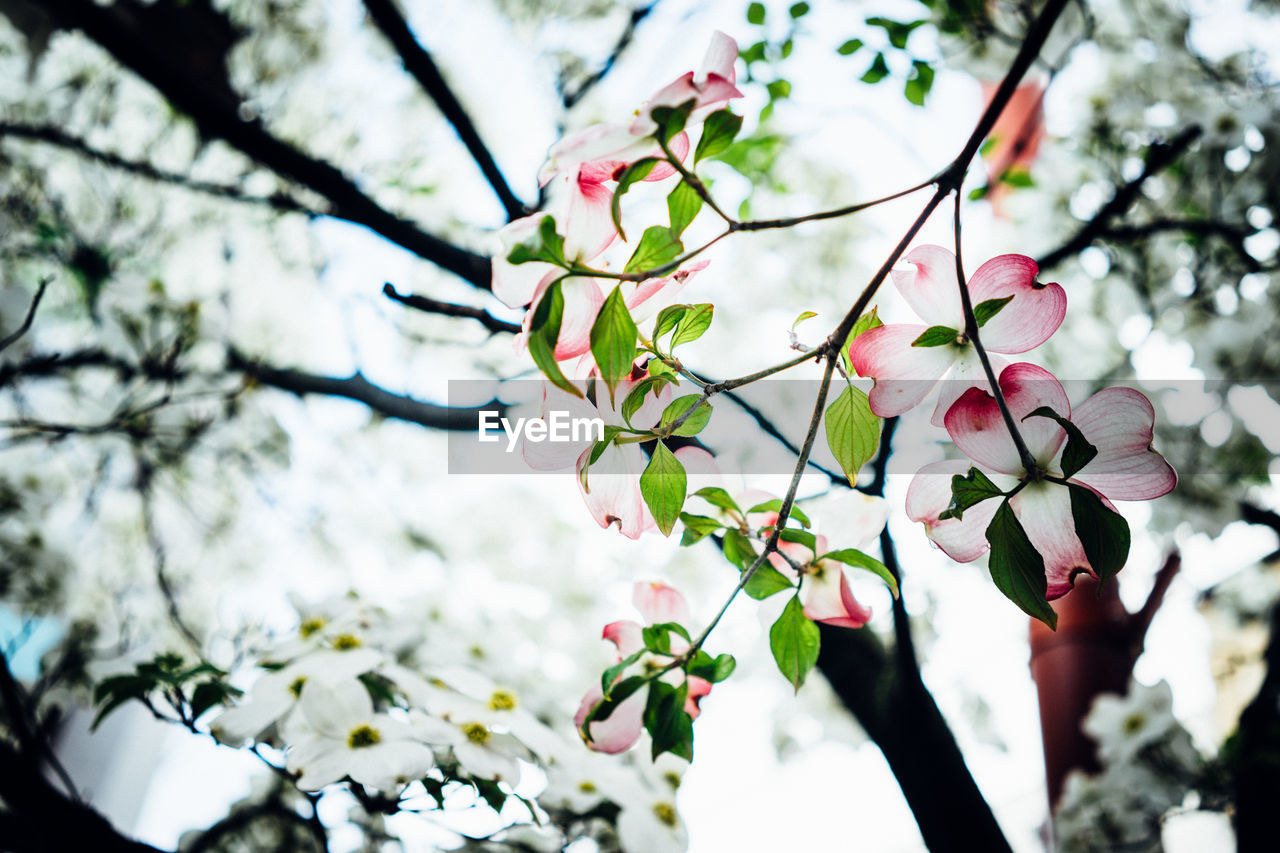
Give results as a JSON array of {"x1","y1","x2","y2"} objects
[
  {"x1": 560, "y1": 3, "x2": 657, "y2": 109},
  {"x1": 1037, "y1": 125, "x2": 1203, "y2": 270},
  {"x1": 1126, "y1": 551, "x2": 1181, "y2": 656},
  {"x1": 1233, "y1": 601, "x2": 1280, "y2": 850},
  {"x1": 382, "y1": 283, "x2": 521, "y2": 335},
  {"x1": 0, "y1": 277, "x2": 52, "y2": 352},
  {"x1": 46, "y1": 0, "x2": 493, "y2": 290},
  {"x1": 227, "y1": 349, "x2": 505, "y2": 431},
  {"x1": 360, "y1": 0, "x2": 527, "y2": 221},
  {"x1": 0, "y1": 122, "x2": 313, "y2": 214}
]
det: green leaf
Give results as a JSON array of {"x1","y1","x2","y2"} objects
[
  {"x1": 842, "y1": 307, "x2": 883, "y2": 374},
  {"x1": 979, "y1": 136, "x2": 1000, "y2": 157},
  {"x1": 679, "y1": 513, "x2": 723, "y2": 546},
  {"x1": 1000, "y1": 169, "x2": 1035, "y2": 188},
  {"x1": 590, "y1": 286, "x2": 639, "y2": 402},
  {"x1": 647, "y1": 356, "x2": 676, "y2": 379},
  {"x1": 688, "y1": 651, "x2": 737, "y2": 683},
  {"x1": 744, "y1": 563, "x2": 795, "y2": 600},
  {"x1": 621, "y1": 378, "x2": 664, "y2": 428},
  {"x1": 650, "y1": 99, "x2": 696, "y2": 145},
  {"x1": 779, "y1": 528, "x2": 817, "y2": 555},
  {"x1": 985, "y1": 501, "x2": 1057, "y2": 629},
  {"x1": 837, "y1": 38, "x2": 864, "y2": 56},
  {"x1": 653, "y1": 305, "x2": 688, "y2": 342},
  {"x1": 642, "y1": 621, "x2": 692, "y2": 654},
  {"x1": 660, "y1": 395, "x2": 713, "y2": 437},
  {"x1": 640, "y1": 442, "x2": 687, "y2": 536},
  {"x1": 861, "y1": 52, "x2": 890, "y2": 84},
  {"x1": 527, "y1": 280, "x2": 583, "y2": 398},
  {"x1": 818, "y1": 549, "x2": 899, "y2": 597},
  {"x1": 904, "y1": 60, "x2": 934, "y2": 106},
  {"x1": 740, "y1": 40, "x2": 767, "y2": 64},
  {"x1": 601, "y1": 650, "x2": 645, "y2": 698},
  {"x1": 766, "y1": 79, "x2": 792, "y2": 101},
  {"x1": 968, "y1": 184, "x2": 991, "y2": 201},
  {"x1": 789, "y1": 2, "x2": 810, "y2": 17},
  {"x1": 694, "y1": 110, "x2": 744, "y2": 164},
  {"x1": 911, "y1": 325, "x2": 961, "y2": 347},
  {"x1": 695, "y1": 486, "x2": 742, "y2": 516},
  {"x1": 721, "y1": 528, "x2": 754, "y2": 570},
  {"x1": 667, "y1": 181, "x2": 704, "y2": 237},
  {"x1": 505, "y1": 215, "x2": 567, "y2": 267},
  {"x1": 1023, "y1": 406, "x2": 1098, "y2": 479},
  {"x1": 1068, "y1": 485, "x2": 1131, "y2": 588},
  {"x1": 792, "y1": 310, "x2": 818, "y2": 330},
  {"x1": 770, "y1": 596, "x2": 820, "y2": 692},
  {"x1": 91, "y1": 674, "x2": 155, "y2": 729},
  {"x1": 625, "y1": 226, "x2": 684, "y2": 274},
  {"x1": 973, "y1": 295, "x2": 1014, "y2": 327},
  {"x1": 190, "y1": 680, "x2": 241, "y2": 720},
  {"x1": 744, "y1": 499, "x2": 810, "y2": 529},
  {"x1": 866, "y1": 16, "x2": 926, "y2": 49},
  {"x1": 610, "y1": 158, "x2": 659, "y2": 241},
  {"x1": 586, "y1": 426, "x2": 623, "y2": 466},
  {"x1": 939, "y1": 467, "x2": 1005, "y2": 521},
  {"x1": 824, "y1": 384, "x2": 881, "y2": 483},
  {"x1": 645, "y1": 680, "x2": 694, "y2": 761},
  {"x1": 473, "y1": 777, "x2": 508, "y2": 812},
  {"x1": 583, "y1": 675, "x2": 646, "y2": 731},
  {"x1": 671, "y1": 303, "x2": 714, "y2": 349},
  {"x1": 747, "y1": 2, "x2": 766, "y2": 25}
]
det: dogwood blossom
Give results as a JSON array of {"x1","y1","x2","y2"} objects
[
  {"x1": 847, "y1": 245, "x2": 1067, "y2": 424},
  {"x1": 906, "y1": 362, "x2": 1176, "y2": 598},
  {"x1": 575, "y1": 582, "x2": 711, "y2": 754}
]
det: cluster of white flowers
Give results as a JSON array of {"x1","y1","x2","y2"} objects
[
  {"x1": 207, "y1": 593, "x2": 693, "y2": 852},
  {"x1": 1054, "y1": 680, "x2": 1209, "y2": 853}
]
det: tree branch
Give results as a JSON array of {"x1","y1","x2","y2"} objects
[
  {"x1": 382, "y1": 283, "x2": 520, "y2": 335},
  {"x1": 46, "y1": 0, "x2": 493, "y2": 290},
  {"x1": 1037, "y1": 125, "x2": 1203, "y2": 270},
  {"x1": 0, "y1": 277, "x2": 52, "y2": 352},
  {"x1": 360, "y1": 0, "x2": 527, "y2": 221},
  {"x1": 0, "y1": 122, "x2": 313, "y2": 214}
]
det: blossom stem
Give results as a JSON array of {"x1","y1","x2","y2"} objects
[
  {"x1": 732, "y1": 177, "x2": 937, "y2": 232},
  {"x1": 657, "y1": 135, "x2": 734, "y2": 223},
  {"x1": 951, "y1": 191, "x2": 1040, "y2": 475}
]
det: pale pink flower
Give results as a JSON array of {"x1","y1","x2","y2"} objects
[
  {"x1": 575, "y1": 582, "x2": 711, "y2": 754},
  {"x1": 847, "y1": 245, "x2": 1066, "y2": 424},
  {"x1": 906, "y1": 362, "x2": 1176, "y2": 598}
]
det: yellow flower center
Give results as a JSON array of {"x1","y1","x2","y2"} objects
[
  {"x1": 332, "y1": 633, "x2": 362, "y2": 650},
  {"x1": 653, "y1": 802, "x2": 678, "y2": 827},
  {"x1": 1123, "y1": 712, "x2": 1146, "y2": 734},
  {"x1": 663, "y1": 771, "x2": 682, "y2": 791},
  {"x1": 299, "y1": 617, "x2": 326, "y2": 638},
  {"x1": 577, "y1": 780, "x2": 597, "y2": 794},
  {"x1": 288, "y1": 676, "x2": 307, "y2": 698},
  {"x1": 488, "y1": 689, "x2": 517, "y2": 712},
  {"x1": 347, "y1": 725, "x2": 381, "y2": 749},
  {"x1": 462, "y1": 722, "x2": 490, "y2": 745}
]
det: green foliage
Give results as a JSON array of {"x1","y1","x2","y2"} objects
[
  {"x1": 660, "y1": 395, "x2": 713, "y2": 437},
  {"x1": 590, "y1": 286, "x2": 639, "y2": 401},
  {"x1": 527, "y1": 280, "x2": 582, "y2": 398},
  {"x1": 666, "y1": 181, "x2": 704, "y2": 237},
  {"x1": 640, "y1": 441, "x2": 687, "y2": 536},
  {"x1": 818, "y1": 548, "x2": 898, "y2": 597},
  {"x1": 861, "y1": 52, "x2": 890, "y2": 84},
  {"x1": 842, "y1": 307, "x2": 883, "y2": 375},
  {"x1": 745, "y1": 564, "x2": 795, "y2": 600},
  {"x1": 770, "y1": 595, "x2": 820, "y2": 691},
  {"x1": 985, "y1": 500, "x2": 1057, "y2": 629},
  {"x1": 904, "y1": 60, "x2": 935, "y2": 106},
  {"x1": 939, "y1": 467, "x2": 1004, "y2": 521},
  {"x1": 1023, "y1": 406, "x2": 1098, "y2": 478},
  {"x1": 824, "y1": 384, "x2": 881, "y2": 483},
  {"x1": 650, "y1": 99, "x2": 696, "y2": 145},
  {"x1": 625, "y1": 226, "x2": 684, "y2": 274},
  {"x1": 1068, "y1": 485, "x2": 1131, "y2": 588},
  {"x1": 746, "y1": 2, "x2": 766, "y2": 25},
  {"x1": 973, "y1": 295, "x2": 1014, "y2": 327},
  {"x1": 644, "y1": 680, "x2": 694, "y2": 761},
  {"x1": 92, "y1": 653, "x2": 237, "y2": 730},
  {"x1": 694, "y1": 110, "x2": 745, "y2": 165},
  {"x1": 505, "y1": 215, "x2": 567, "y2": 267},
  {"x1": 911, "y1": 325, "x2": 961, "y2": 347}
]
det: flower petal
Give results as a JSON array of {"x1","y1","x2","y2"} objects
[
  {"x1": 575, "y1": 681, "x2": 645, "y2": 754},
  {"x1": 905, "y1": 459, "x2": 1003, "y2": 563},
  {"x1": 684, "y1": 676, "x2": 712, "y2": 720},
  {"x1": 603, "y1": 620, "x2": 644, "y2": 658},
  {"x1": 931, "y1": 349, "x2": 1007, "y2": 427},
  {"x1": 847, "y1": 324, "x2": 959, "y2": 417},
  {"x1": 1010, "y1": 483, "x2": 1091, "y2": 600},
  {"x1": 564, "y1": 168, "x2": 618, "y2": 262},
  {"x1": 698, "y1": 32, "x2": 739, "y2": 86},
  {"x1": 944, "y1": 362, "x2": 1070, "y2": 474},
  {"x1": 1070, "y1": 388, "x2": 1177, "y2": 500},
  {"x1": 967, "y1": 254, "x2": 1066, "y2": 353},
  {"x1": 634, "y1": 582, "x2": 691, "y2": 626},
  {"x1": 802, "y1": 564, "x2": 872, "y2": 628},
  {"x1": 892, "y1": 245, "x2": 964, "y2": 327},
  {"x1": 578, "y1": 443, "x2": 652, "y2": 539}
]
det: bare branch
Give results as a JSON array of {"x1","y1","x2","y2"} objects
[
  {"x1": 0, "y1": 277, "x2": 52, "y2": 352},
  {"x1": 560, "y1": 3, "x2": 657, "y2": 109},
  {"x1": 383, "y1": 283, "x2": 520, "y2": 335},
  {"x1": 360, "y1": 0, "x2": 528, "y2": 221}
]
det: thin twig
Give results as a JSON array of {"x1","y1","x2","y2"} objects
[
  {"x1": 0, "y1": 278, "x2": 52, "y2": 352},
  {"x1": 382, "y1": 283, "x2": 520, "y2": 335}
]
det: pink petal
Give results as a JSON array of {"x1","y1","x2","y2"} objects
[
  {"x1": 644, "y1": 132, "x2": 690, "y2": 181},
  {"x1": 522, "y1": 383, "x2": 603, "y2": 470},
  {"x1": 553, "y1": 278, "x2": 606, "y2": 361},
  {"x1": 966, "y1": 254, "x2": 1066, "y2": 353},
  {"x1": 944, "y1": 362, "x2": 1070, "y2": 474},
  {"x1": 675, "y1": 446, "x2": 721, "y2": 497},
  {"x1": 578, "y1": 443, "x2": 653, "y2": 539},
  {"x1": 564, "y1": 169, "x2": 617, "y2": 262},
  {"x1": 1070, "y1": 388, "x2": 1177, "y2": 500},
  {"x1": 892, "y1": 245, "x2": 964, "y2": 328},
  {"x1": 684, "y1": 676, "x2": 712, "y2": 720},
  {"x1": 931, "y1": 350, "x2": 1007, "y2": 428},
  {"x1": 625, "y1": 259, "x2": 708, "y2": 325},
  {"x1": 634, "y1": 582, "x2": 692, "y2": 626},
  {"x1": 846, "y1": 324, "x2": 960, "y2": 417},
  {"x1": 602, "y1": 620, "x2": 644, "y2": 658},
  {"x1": 575, "y1": 681, "x2": 645, "y2": 754},
  {"x1": 540, "y1": 123, "x2": 640, "y2": 186},
  {"x1": 698, "y1": 32, "x2": 739, "y2": 86},
  {"x1": 1010, "y1": 484, "x2": 1091, "y2": 600},
  {"x1": 905, "y1": 459, "x2": 1002, "y2": 563},
  {"x1": 802, "y1": 563, "x2": 872, "y2": 629}
]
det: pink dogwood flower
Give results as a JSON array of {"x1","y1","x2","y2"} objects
[
  {"x1": 575, "y1": 582, "x2": 712, "y2": 753},
  {"x1": 847, "y1": 245, "x2": 1067, "y2": 425},
  {"x1": 906, "y1": 362, "x2": 1176, "y2": 599}
]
